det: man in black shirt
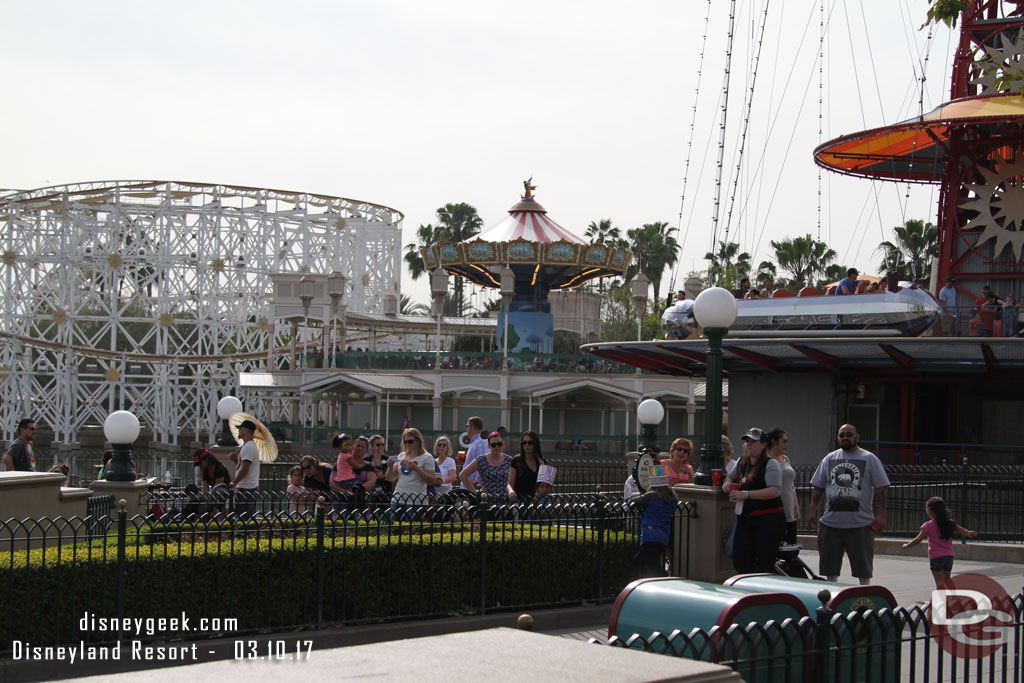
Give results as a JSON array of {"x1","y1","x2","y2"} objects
[{"x1": 3, "y1": 418, "x2": 38, "y2": 472}]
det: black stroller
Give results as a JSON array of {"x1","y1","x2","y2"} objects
[{"x1": 774, "y1": 543, "x2": 824, "y2": 580}]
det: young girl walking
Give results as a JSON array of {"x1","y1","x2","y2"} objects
[{"x1": 901, "y1": 496, "x2": 977, "y2": 587}]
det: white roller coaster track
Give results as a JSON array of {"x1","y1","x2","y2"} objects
[{"x1": 0, "y1": 180, "x2": 403, "y2": 447}]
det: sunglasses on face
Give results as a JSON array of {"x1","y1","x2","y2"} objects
[
  {"x1": 839, "y1": 432, "x2": 855, "y2": 438},
  {"x1": 437, "y1": 443, "x2": 448, "y2": 448},
  {"x1": 372, "y1": 443, "x2": 384, "y2": 447},
  {"x1": 404, "y1": 439, "x2": 416, "y2": 445},
  {"x1": 25, "y1": 427, "x2": 37, "y2": 431},
  {"x1": 521, "y1": 440, "x2": 534, "y2": 445},
  {"x1": 489, "y1": 442, "x2": 502, "y2": 448}
]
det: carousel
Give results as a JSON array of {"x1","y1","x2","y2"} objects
[{"x1": 419, "y1": 180, "x2": 631, "y2": 352}]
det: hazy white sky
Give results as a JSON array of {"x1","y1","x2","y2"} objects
[{"x1": 1, "y1": 1, "x2": 956, "y2": 306}]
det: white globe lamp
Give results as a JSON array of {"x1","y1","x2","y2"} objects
[
  {"x1": 103, "y1": 411, "x2": 140, "y2": 482},
  {"x1": 216, "y1": 396, "x2": 243, "y2": 446}
]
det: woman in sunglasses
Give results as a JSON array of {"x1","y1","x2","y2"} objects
[
  {"x1": 663, "y1": 438, "x2": 695, "y2": 484},
  {"x1": 299, "y1": 455, "x2": 334, "y2": 497},
  {"x1": 386, "y1": 428, "x2": 439, "y2": 517},
  {"x1": 458, "y1": 431, "x2": 513, "y2": 502},
  {"x1": 509, "y1": 430, "x2": 546, "y2": 503},
  {"x1": 364, "y1": 434, "x2": 393, "y2": 494}
]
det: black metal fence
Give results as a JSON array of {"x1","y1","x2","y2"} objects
[
  {"x1": 793, "y1": 463, "x2": 1024, "y2": 543},
  {"x1": 596, "y1": 594, "x2": 1024, "y2": 682},
  {"x1": 0, "y1": 497, "x2": 695, "y2": 654}
]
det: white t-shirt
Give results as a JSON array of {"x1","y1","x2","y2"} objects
[
  {"x1": 235, "y1": 440, "x2": 260, "y2": 489},
  {"x1": 436, "y1": 457, "x2": 457, "y2": 495},
  {"x1": 393, "y1": 452, "x2": 436, "y2": 504}
]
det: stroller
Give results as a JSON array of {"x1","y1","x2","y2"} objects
[{"x1": 774, "y1": 543, "x2": 824, "y2": 580}]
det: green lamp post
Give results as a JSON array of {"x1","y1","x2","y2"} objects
[{"x1": 692, "y1": 287, "x2": 737, "y2": 486}]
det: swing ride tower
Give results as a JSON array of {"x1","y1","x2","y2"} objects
[{"x1": 815, "y1": 0, "x2": 1024, "y2": 301}]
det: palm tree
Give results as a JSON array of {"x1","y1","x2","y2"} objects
[
  {"x1": 704, "y1": 240, "x2": 752, "y2": 288},
  {"x1": 404, "y1": 223, "x2": 441, "y2": 282},
  {"x1": 403, "y1": 203, "x2": 484, "y2": 317},
  {"x1": 399, "y1": 294, "x2": 430, "y2": 316},
  {"x1": 585, "y1": 219, "x2": 621, "y2": 292},
  {"x1": 626, "y1": 221, "x2": 681, "y2": 308},
  {"x1": 436, "y1": 203, "x2": 483, "y2": 316},
  {"x1": 585, "y1": 218, "x2": 621, "y2": 244},
  {"x1": 769, "y1": 234, "x2": 838, "y2": 291},
  {"x1": 876, "y1": 219, "x2": 938, "y2": 282}
]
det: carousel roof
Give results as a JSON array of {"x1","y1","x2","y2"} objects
[
  {"x1": 473, "y1": 196, "x2": 586, "y2": 244},
  {"x1": 420, "y1": 182, "x2": 630, "y2": 290},
  {"x1": 814, "y1": 94, "x2": 1024, "y2": 182}
]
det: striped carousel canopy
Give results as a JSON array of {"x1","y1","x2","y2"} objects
[
  {"x1": 474, "y1": 195, "x2": 586, "y2": 244},
  {"x1": 419, "y1": 180, "x2": 630, "y2": 290}
]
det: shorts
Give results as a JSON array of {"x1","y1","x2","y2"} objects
[
  {"x1": 817, "y1": 524, "x2": 875, "y2": 579},
  {"x1": 930, "y1": 555, "x2": 954, "y2": 572}
]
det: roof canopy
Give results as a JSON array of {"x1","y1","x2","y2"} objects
[
  {"x1": 420, "y1": 183, "x2": 631, "y2": 289},
  {"x1": 814, "y1": 94, "x2": 1024, "y2": 182},
  {"x1": 583, "y1": 337, "x2": 1024, "y2": 380}
]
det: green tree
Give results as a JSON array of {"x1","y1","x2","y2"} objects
[
  {"x1": 599, "y1": 281, "x2": 664, "y2": 342},
  {"x1": 769, "y1": 234, "x2": 838, "y2": 291},
  {"x1": 704, "y1": 240, "x2": 752, "y2": 290},
  {"x1": 876, "y1": 219, "x2": 938, "y2": 282},
  {"x1": 402, "y1": 202, "x2": 484, "y2": 316},
  {"x1": 586, "y1": 219, "x2": 622, "y2": 293},
  {"x1": 399, "y1": 294, "x2": 430, "y2": 316},
  {"x1": 403, "y1": 223, "x2": 441, "y2": 282},
  {"x1": 625, "y1": 221, "x2": 681, "y2": 309}
]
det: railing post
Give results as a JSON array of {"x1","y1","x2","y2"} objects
[
  {"x1": 813, "y1": 589, "x2": 834, "y2": 681},
  {"x1": 315, "y1": 496, "x2": 326, "y2": 630},
  {"x1": 595, "y1": 489, "x2": 606, "y2": 604},
  {"x1": 478, "y1": 492, "x2": 489, "y2": 616},
  {"x1": 960, "y1": 455, "x2": 969, "y2": 543},
  {"x1": 115, "y1": 499, "x2": 128, "y2": 642}
]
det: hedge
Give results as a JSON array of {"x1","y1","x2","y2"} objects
[{"x1": 0, "y1": 522, "x2": 636, "y2": 650}]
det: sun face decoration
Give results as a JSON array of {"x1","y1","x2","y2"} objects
[{"x1": 960, "y1": 156, "x2": 1024, "y2": 261}]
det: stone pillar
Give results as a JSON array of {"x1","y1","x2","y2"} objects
[
  {"x1": 432, "y1": 397, "x2": 443, "y2": 431},
  {"x1": 672, "y1": 484, "x2": 734, "y2": 583},
  {"x1": 89, "y1": 479, "x2": 152, "y2": 520}
]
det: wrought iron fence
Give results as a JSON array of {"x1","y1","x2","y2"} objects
[
  {"x1": 0, "y1": 497, "x2": 695, "y2": 654},
  {"x1": 595, "y1": 595, "x2": 1024, "y2": 682},
  {"x1": 793, "y1": 463, "x2": 1024, "y2": 543}
]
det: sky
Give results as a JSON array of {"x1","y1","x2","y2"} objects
[{"x1": 0, "y1": 1, "x2": 957, "y2": 308}]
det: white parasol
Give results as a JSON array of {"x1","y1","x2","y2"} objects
[{"x1": 228, "y1": 412, "x2": 279, "y2": 463}]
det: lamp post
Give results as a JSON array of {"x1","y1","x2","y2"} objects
[
  {"x1": 636, "y1": 398, "x2": 664, "y2": 455},
  {"x1": 631, "y1": 272, "x2": 650, "y2": 342},
  {"x1": 103, "y1": 410, "x2": 140, "y2": 481},
  {"x1": 500, "y1": 266, "x2": 515, "y2": 369},
  {"x1": 299, "y1": 275, "x2": 314, "y2": 369},
  {"x1": 691, "y1": 286, "x2": 738, "y2": 486},
  {"x1": 327, "y1": 271, "x2": 346, "y2": 369},
  {"x1": 216, "y1": 395, "x2": 243, "y2": 447},
  {"x1": 430, "y1": 267, "x2": 448, "y2": 370}
]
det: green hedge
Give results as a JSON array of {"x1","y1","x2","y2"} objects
[{"x1": 1, "y1": 524, "x2": 636, "y2": 649}]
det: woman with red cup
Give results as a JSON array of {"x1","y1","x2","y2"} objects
[{"x1": 721, "y1": 427, "x2": 785, "y2": 573}]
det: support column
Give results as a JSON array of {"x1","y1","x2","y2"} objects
[
  {"x1": 671, "y1": 484, "x2": 734, "y2": 583},
  {"x1": 686, "y1": 401, "x2": 696, "y2": 436}
]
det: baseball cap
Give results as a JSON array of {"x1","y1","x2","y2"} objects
[{"x1": 741, "y1": 427, "x2": 766, "y2": 442}]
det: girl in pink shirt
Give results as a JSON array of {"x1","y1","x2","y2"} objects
[
  {"x1": 332, "y1": 433, "x2": 359, "y2": 489},
  {"x1": 901, "y1": 496, "x2": 977, "y2": 587}
]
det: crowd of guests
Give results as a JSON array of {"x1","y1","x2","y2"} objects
[{"x1": 274, "y1": 417, "x2": 558, "y2": 521}]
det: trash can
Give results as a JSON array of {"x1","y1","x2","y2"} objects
[
  {"x1": 609, "y1": 577, "x2": 809, "y2": 682},
  {"x1": 724, "y1": 574, "x2": 900, "y2": 683}
]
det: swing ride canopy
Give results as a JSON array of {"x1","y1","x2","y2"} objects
[
  {"x1": 814, "y1": 93, "x2": 1024, "y2": 183},
  {"x1": 420, "y1": 184, "x2": 631, "y2": 291}
]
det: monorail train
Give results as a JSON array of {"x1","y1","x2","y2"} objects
[{"x1": 662, "y1": 285, "x2": 941, "y2": 339}]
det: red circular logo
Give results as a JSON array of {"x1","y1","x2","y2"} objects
[{"x1": 928, "y1": 573, "x2": 1013, "y2": 659}]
